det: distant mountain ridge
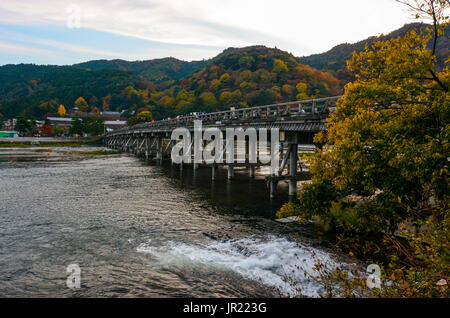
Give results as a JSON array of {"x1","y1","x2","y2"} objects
[
  {"x1": 299, "y1": 23, "x2": 449, "y2": 82},
  {"x1": 0, "y1": 23, "x2": 447, "y2": 120},
  {"x1": 75, "y1": 57, "x2": 208, "y2": 84}
]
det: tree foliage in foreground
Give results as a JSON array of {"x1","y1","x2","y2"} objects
[
  {"x1": 312, "y1": 29, "x2": 448, "y2": 222},
  {"x1": 277, "y1": 0, "x2": 449, "y2": 297}
]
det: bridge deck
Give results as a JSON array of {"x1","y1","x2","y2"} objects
[
  {"x1": 104, "y1": 96, "x2": 342, "y2": 200},
  {"x1": 106, "y1": 96, "x2": 340, "y2": 136}
]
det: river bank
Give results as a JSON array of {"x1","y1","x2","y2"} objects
[{"x1": 0, "y1": 136, "x2": 103, "y2": 148}]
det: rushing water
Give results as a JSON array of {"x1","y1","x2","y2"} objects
[{"x1": 0, "y1": 147, "x2": 343, "y2": 297}]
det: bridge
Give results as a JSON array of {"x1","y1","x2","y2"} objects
[{"x1": 104, "y1": 96, "x2": 341, "y2": 199}]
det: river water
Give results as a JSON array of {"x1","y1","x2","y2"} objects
[{"x1": 0, "y1": 147, "x2": 344, "y2": 297}]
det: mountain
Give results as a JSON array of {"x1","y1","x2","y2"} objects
[
  {"x1": 0, "y1": 23, "x2": 447, "y2": 121},
  {"x1": 299, "y1": 23, "x2": 449, "y2": 83},
  {"x1": 75, "y1": 57, "x2": 208, "y2": 84},
  {"x1": 0, "y1": 46, "x2": 341, "y2": 120},
  {"x1": 0, "y1": 64, "x2": 140, "y2": 119}
]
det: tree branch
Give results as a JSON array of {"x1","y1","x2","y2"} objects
[{"x1": 429, "y1": 68, "x2": 448, "y2": 91}]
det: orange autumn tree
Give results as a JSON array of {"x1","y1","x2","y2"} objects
[
  {"x1": 57, "y1": 104, "x2": 66, "y2": 117},
  {"x1": 74, "y1": 97, "x2": 89, "y2": 112}
]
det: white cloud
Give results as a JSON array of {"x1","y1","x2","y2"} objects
[
  {"x1": 0, "y1": 41, "x2": 51, "y2": 55},
  {"x1": 0, "y1": 0, "x2": 414, "y2": 58}
]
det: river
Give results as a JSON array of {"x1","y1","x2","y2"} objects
[{"x1": 0, "y1": 146, "x2": 344, "y2": 297}]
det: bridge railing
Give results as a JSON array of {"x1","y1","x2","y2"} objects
[{"x1": 108, "y1": 96, "x2": 342, "y2": 134}]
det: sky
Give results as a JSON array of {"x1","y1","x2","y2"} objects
[{"x1": 0, "y1": 0, "x2": 416, "y2": 65}]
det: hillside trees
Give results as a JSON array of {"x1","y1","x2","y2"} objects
[
  {"x1": 296, "y1": 82, "x2": 310, "y2": 100},
  {"x1": 57, "y1": 104, "x2": 66, "y2": 117},
  {"x1": 39, "y1": 100, "x2": 58, "y2": 113},
  {"x1": 15, "y1": 117, "x2": 33, "y2": 135},
  {"x1": 0, "y1": 46, "x2": 344, "y2": 119},
  {"x1": 74, "y1": 97, "x2": 89, "y2": 112}
]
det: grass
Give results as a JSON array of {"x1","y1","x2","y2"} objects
[
  {"x1": 0, "y1": 142, "x2": 32, "y2": 148},
  {"x1": 0, "y1": 139, "x2": 102, "y2": 148}
]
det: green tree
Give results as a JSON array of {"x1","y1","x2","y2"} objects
[
  {"x1": 15, "y1": 117, "x2": 33, "y2": 135},
  {"x1": 272, "y1": 59, "x2": 289, "y2": 73},
  {"x1": 295, "y1": 82, "x2": 310, "y2": 100},
  {"x1": 219, "y1": 73, "x2": 231, "y2": 84},
  {"x1": 281, "y1": 84, "x2": 294, "y2": 96},
  {"x1": 175, "y1": 100, "x2": 196, "y2": 115},
  {"x1": 136, "y1": 110, "x2": 153, "y2": 122},
  {"x1": 219, "y1": 91, "x2": 234, "y2": 107},
  {"x1": 102, "y1": 94, "x2": 111, "y2": 111},
  {"x1": 38, "y1": 100, "x2": 57, "y2": 113},
  {"x1": 200, "y1": 92, "x2": 218, "y2": 111},
  {"x1": 70, "y1": 118, "x2": 84, "y2": 135},
  {"x1": 310, "y1": 29, "x2": 449, "y2": 229},
  {"x1": 82, "y1": 117, "x2": 105, "y2": 136},
  {"x1": 238, "y1": 56, "x2": 255, "y2": 68}
]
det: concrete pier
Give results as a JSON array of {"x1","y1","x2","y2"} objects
[
  {"x1": 289, "y1": 143, "x2": 298, "y2": 197},
  {"x1": 227, "y1": 165, "x2": 234, "y2": 180},
  {"x1": 212, "y1": 165, "x2": 216, "y2": 181},
  {"x1": 249, "y1": 165, "x2": 255, "y2": 179}
]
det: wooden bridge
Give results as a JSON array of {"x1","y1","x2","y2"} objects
[{"x1": 104, "y1": 96, "x2": 341, "y2": 199}]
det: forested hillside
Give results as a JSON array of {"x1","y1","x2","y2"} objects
[
  {"x1": 75, "y1": 57, "x2": 208, "y2": 84},
  {"x1": 299, "y1": 23, "x2": 449, "y2": 83},
  {"x1": 0, "y1": 46, "x2": 341, "y2": 120},
  {"x1": 0, "y1": 64, "x2": 139, "y2": 119},
  {"x1": 141, "y1": 45, "x2": 341, "y2": 120},
  {"x1": 1, "y1": 23, "x2": 447, "y2": 121}
]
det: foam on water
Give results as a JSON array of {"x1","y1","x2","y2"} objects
[{"x1": 137, "y1": 235, "x2": 342, "y2": 297}]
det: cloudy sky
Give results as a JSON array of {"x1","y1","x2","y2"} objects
[{"x1": 0, "y1": 0, "x2": 415, "y2": 65}]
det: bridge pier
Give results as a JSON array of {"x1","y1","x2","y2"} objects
[
  {"x1": 227, "y1": 165, "x2": 234, "y2": 180},
  {"x1": 289, "y1": 143, "x2": 298, "y2": 197},
  {"x1": 104, "y1": 96, "x2": 341, "y2": 201},
  {"x1": 156, "y1": 137, "x2": 163, "y2": 164},
  {"x1": 249, "y1": 165, "x2": 255, "y2": 179},
  {"x1": 211, "y1": 165, "x2": 216, "y2": 181},
  {"x1": 269, "y1": 168, "x2": 276, "y2": 199}
]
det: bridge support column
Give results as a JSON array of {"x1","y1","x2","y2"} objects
[
  {"x1": 156, "y1": 136, "x2": 162, "y2": 164},
  {"x1": 211, "y1": 165, "x2": 216, "y2": 181},
  {"x1": 145, "y1": 136, "x2": 150, "y2": 161},
  {"x1": 249, "y1": 165, "x2": 255, "y2": 179},
  {"x1": 227, "y1": 165, "x2": 234, "y2": 180},
  {"x1": 269, "y1": 167, "x2": 276, "y2": 199},
  {"x1": 289, "y1": 143, "x2": 298, "y2": 197}
]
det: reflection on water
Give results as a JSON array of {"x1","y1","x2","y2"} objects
[{"x1": 0, "y1": 148, "x2": 340, "y2": 297}]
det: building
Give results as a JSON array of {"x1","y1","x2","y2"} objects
[
  {"x1": 1, "y1": 118, "x2": 17, "y2": 131},
  {"x1": 101, "y1": 111, "x2": 124, "y2": 120},
  {"x1": 46, "y1": 117, "x2": 74, "y2": 128},
  {"x1": 46, "y1": 117, "x2": 126, "y2": 134},
  {"x1": 104, "y1": 120, "x2": 127, "y2": 132}
]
